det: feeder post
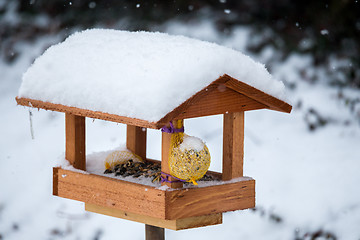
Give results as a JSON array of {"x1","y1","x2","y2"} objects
[
  {"x1": 126, "y1": 125, "x2": 147, "y2": 160},
  {"x1": 65, "y1": 113, "x2": 86, "y2": 170},
  {"x1": 222, "y1": 111, "x2": 244, "y2": 180},
  {"x1": 161, "y1": 131, "x2": 183, "y2": 189},
  {"x1": 145, "y1": 225, "x2": 165, "y2": 240}
]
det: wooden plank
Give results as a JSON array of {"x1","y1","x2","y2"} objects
[
  {"x1": 53, "y1": 167, "x2": 166, "y2": 218},
  {"x1": 156, "y1": 81, "x2": 266, "y2": 126},
  {"x1": 85, "y1": 203, "x2": 222, "y2": 231},
  {"x1": 127, "y1": 125, "x2": 147, "y2": 160},
  {"x1": 174, "y1": 85, "x2": 265, "y2": 120},
  {"x1": 165, "y1": 179, "x2": 255, "y2": 220},
  {"x1": 222, "y1": 112, "x2": 244, "y2": 181},
  {"x1": 146, "y1": 225, "x2": 164, "y2": 240},
  {"x1": 65, "y1": 113, "x2": 86, "y2": 170},
  {"x1": 223, "y1": 75, "x2": 292, "y2": 113},
  {"x1": 161, "y1": 131, "x2": 183, "y2": 188},
  {"x1": 16, "y1": 97, "x2": 159, "y2": 129}
]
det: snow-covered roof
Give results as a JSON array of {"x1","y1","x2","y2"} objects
[{"x1": 17, "y1": 29, "x2": 291, "y2": 128}]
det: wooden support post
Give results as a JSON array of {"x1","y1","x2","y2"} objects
[
  {"x1": 145, "y1": 225, "x2": 164, "y2": 240},
  {"x1": 222, "y1": 112, "x2": 244, "y2": 181},
  {"x1": 126, "y1": 125, "x2": 147, "y2": 160},
  {"x1": 65, "y1": 113, "x2": 86, "y2": 170},
  {"x1": 161, "y1": 131, "x2": 183, "y2": 189},
  {"x1": 127, "y1": 125, "x2": 164, "y2": 239}
]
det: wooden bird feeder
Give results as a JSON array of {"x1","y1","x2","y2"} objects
[
  {"x1": 16, "y1": 73, "x2": 292, "y2": 233},
  {"x1": 15, "y1": 27, "x2": 292, "y2": 240}
]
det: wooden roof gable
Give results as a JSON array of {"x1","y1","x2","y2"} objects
[{"x1": 16, "y1": 74, "x2": 292, "y2": 129}]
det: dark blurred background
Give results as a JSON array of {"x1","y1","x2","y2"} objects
[
  {"x1": 1, "y1": 0, "x2": 360, "y2": 88},
  {"x1": 1, "y1": 2, "x2": 360, "y2": 239}
]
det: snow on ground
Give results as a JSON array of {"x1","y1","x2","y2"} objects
[{"x1": 1, "y1": 21, "x2": 360, "y2": 240}]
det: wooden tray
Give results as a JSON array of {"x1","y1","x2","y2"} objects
[{"x1": 53, "y1": 167, "x2": 255, "y2": 230}]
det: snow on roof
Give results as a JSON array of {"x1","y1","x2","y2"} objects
[{"x1": 18, "y1": 29, "x2": 287, "y2": 122}]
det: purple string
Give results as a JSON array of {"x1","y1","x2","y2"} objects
[
  {"x1": 161, "y1": 121, "x2": 184, "y2": 133},
  {"x1": 160, "y1": 172, "x2": 187, "y2": 183}
]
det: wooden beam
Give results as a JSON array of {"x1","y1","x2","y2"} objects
[
  {"x1": 127, "y1": 125, "x2": 147, "y2": 160},
  {"x1": 222, "y1": 112, "x2": 244, "y2": 181},
  {"x1": 65, "y1": 113, "x2": 86, "y2": 170},
  {"x1": 16, "y1": 97, "x2": 159, "y2": 129},
  {"x1": 85, "y1": 203, "x2": 222, "y2": 231},
  {"x1": 223, "y1": 75, "x2": 292, "y2": 113},
  {"x1": 161, "y1": 131, "x2": 183, "y2": 189}
]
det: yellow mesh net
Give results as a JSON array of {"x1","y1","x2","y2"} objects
[
  {"x1": 168, "y1": 120, "x2": 211, "y2": 185},
  {"x1": 104, "y1": 150, "x2": 143, "y2": 170}
]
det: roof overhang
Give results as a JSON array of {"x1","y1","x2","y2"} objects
[{"x1": 16, "y1": 74, "x2": 292, "y2": 129}]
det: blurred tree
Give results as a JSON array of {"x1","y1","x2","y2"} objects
[{"x1": 1, "y1": 0, "x2": 359, "y2": 87}]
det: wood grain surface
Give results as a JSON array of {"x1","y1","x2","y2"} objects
[
  {"x1": 222, "y1": 112, "x2": 244, "y2": 181},
  {"x1": 86, "y1": 203, "x2": 222, "y2": 231},
  {"x1": 65, "y1": 113, "x2": 86, "y2": 170},
  {"x1": 53, "y1": 167, "x2": 166, "y2": 218},
  {"x1": 165, "y1": 179, "x2": 255, "y2": 219},
  {"x1": 127, "y1": 125, "x2": 147, "y2": 160},
  {"x1": 161, "y1": 131, "x2": 183, "y2": 188}
]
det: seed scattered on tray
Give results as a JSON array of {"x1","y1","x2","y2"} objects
[
  {"x1": 104, "y1": 160, "x2": 161, "y2": 182},
  {"x1": 103, "y1": 159, "x2": 217, "y2": 183}
]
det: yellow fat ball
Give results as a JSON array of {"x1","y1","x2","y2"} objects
[{"x1": 168, "y1": 120, "x2": 211, "y2": 184}]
